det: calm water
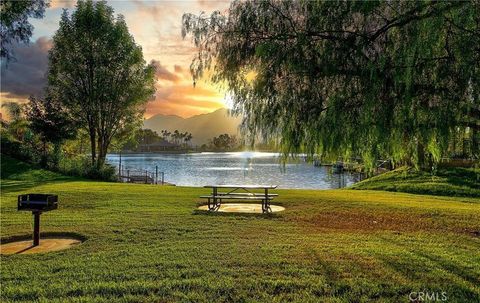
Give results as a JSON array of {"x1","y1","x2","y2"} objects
[{"x1": 106, "y1": 152, "x2": 360, "y2": 189}]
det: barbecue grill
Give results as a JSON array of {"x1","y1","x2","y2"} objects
[
  {"x1": 17, "y1": 194, "x2": 58, "y2": 246},
  {"x1": 18, "y1": 194, "x2": 58, "y2": 212}
]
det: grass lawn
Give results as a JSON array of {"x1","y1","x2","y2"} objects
[
  {"x1": 1, "y1": 157, "x2": 480, "y2": 302},
  {"x1": 352, "y1": 166, "x2": 480, "y2": 198}
]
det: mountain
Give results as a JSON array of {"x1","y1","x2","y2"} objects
[{"x1": 143, "y1": 108, "x2": 242, "y2": 145}]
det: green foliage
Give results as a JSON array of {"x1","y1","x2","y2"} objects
[
  {"x1": 210, "y1": 133, "x2": 238, "y2": 150},
  {"x1": 1, "y1": 152, "x2": 117, "y2": 183},
  {"x1": 26, "y1": 96, "x2": 77, "y2": 146},
  {"x1": 48, "y1": 0, "x2": 155, "y2": 167},
  {"x1": 25, "y1": 96, "x2": 78, "y2": 168},
  {"x1": 1, "y1": 102, "x2": 29, "y2": 142},
  {"x1": 1, "y1": 131, "x2": 41, "y2": 164},
  {"x1": 182, "y1": 1, "x2": 480, "y2": 170},
  {"x1": 0, "y1": 0, "x2": 48, "y2": 60},
  {"x1": 57, "y1": 155, "x2": 117, "y2": 182},
  {"x1": 352, "y1": 166, "x2": 480, "y2": 197},
  {"x1": 1, "y1": 161, "x2": 480, "y2": 302}
]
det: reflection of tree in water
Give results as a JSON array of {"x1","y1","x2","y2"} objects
[
  {"x1": 242, "y1": 157, "x2": 253, "y2": 178},
  {"x1": 324, "y1": 168, "x2": 363, "y2": 189}
]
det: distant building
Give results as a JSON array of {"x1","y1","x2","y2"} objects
[{"x1": 138, "y1": 140, "x2": 178, "y2": 152}]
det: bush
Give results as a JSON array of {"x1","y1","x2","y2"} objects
[
  {"x1": 84, "y1": 163, "x2": 117, "y2": 182},
  {"x1": 1, "y1": 135, "x2": 28, "y2": 161},
  {"x1": 58, "y1": 156, "x2": 117, "y2": 182}
]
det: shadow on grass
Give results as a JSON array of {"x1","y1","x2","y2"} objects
[
  {"x1": 0, "y1": 178, "x2": 79, "y2": 194},
  {"x1": 375, "y1": 235, "x2": 480, "y2": 301},
  {"x1": 192, "y1": 209, "x2": 283, "y2": 219},
  {"x1": 1, "y1": 155, "x2": 84, "y2": 193},
  {"x1": 0, "y1": 231, "x2": 88, "y2": 244},
  {"x1": 439, "y1": 168, "x2": 480, "y2": 189}
]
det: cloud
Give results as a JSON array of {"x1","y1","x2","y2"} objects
[
  {"x1": 150, "y1": 59, "x2": 181, "y2": 82},
  {"x1": 196, "y1": 0, "x2": 231, "y2": 11},
  {"x1": 0, "y1": 37, "x2": 51, "y2": 99},
  {"x1": 147, "y1": 82, "x2": 225, "y2": 118},
  {"x1": 50, "y1": 0, "x2": 76, "y2": 9},
  {"x1": 174, "y1": 65, "x2": 184, "y2": 73}
]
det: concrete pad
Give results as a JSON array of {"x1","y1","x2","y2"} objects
[
  {"x1": 0, "y1": 238, "x2": 82, "y2": 255},
  {"x1": 198, "y1": 203, "x2": 285, "y2": 213}
]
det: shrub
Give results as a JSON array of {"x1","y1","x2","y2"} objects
[
  {"x1": 58, "y1": 156, "x2": 117, "y2": 182},
  {"x1": 84, "y1": 163, "x2": 117, "y2": 182}
]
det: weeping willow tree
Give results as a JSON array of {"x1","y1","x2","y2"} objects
[{"x1": 182, "y1": 0, "x2": 479, "y2": 170}]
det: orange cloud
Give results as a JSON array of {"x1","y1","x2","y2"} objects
[
  {"x1": 1, "y1": 1, "x2": 234, "y2": 120},
  {"x1": 50, "y1": 0, "x2": 76, "y2": 9},
  {"x1": 147, "y1": 81, "x2": 225, "y2": 118}
]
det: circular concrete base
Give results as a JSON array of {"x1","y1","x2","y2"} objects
[
  {"x1": 0, "y1": 238, "x2": 82, "y2": 255},
  {"x1": 198, "y1": 203, "x2": 285, "y2": 213}
]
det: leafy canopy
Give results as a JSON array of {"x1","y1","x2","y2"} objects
[
  {"x1": 48, "y1": 0, "x2": 155, "y2": 167},
  {"x1": 182, "y1": 0, "x2": 480, "y2": 169}
]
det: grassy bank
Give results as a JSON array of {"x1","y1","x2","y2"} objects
[
  {"x1": 352, "y1": 166, "x2": 480, "y2": 198},
  {"x1": 1, "y1": 157, "x2": 479, "y2": 302}
]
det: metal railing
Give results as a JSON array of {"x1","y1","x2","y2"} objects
[{"x1": 118, "y1": 165, "x2": 165, "y2": 185}]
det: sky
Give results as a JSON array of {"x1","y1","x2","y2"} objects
[{"x1": 0, "y1": 0, "x2": 232, "y2": 119}]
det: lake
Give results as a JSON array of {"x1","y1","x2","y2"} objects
[{"x1": 106, "y1": 152, "x2": 361, "y2": 189}]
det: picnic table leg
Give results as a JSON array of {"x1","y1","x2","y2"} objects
[
  {"x1": 264, "y1": 188, "x2": 272, "y2": 213},
  {"x1": 213, "y1": 187, "x2": 218, "y2": 211}
]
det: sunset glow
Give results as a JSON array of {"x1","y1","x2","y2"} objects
[{"x1": 1, "y1": 0, "x2": 232, "y2": 118}]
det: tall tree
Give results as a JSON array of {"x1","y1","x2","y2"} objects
[
  {"x1": 0, "y1": 0, "x2": 49, "y2": 61},
  {"x1": 48, "y1": 0, "x2": 155, "y2": 167},
  {"x1": 183, "y1": 0, "x2": 480, "y2": 169}
]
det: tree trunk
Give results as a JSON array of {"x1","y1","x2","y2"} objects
[
  {"x1": 96, "y1": 135, "x2": 110, "y2": 168},
  {"x1": 89, "y1": 127, "x2": 96, "y2": 166},
  {"x1": 97, "y1": 136, "x2": 104, "y2": 168},
  {"x1": 40, "y1": 140, "x2": 48, "y2": 168},
  {"x1": 52, "y1": 143, "x2": 61, "y2": 170},
  {"x1": 472, "y1": 129, "x2": 478, "y2": 158}
]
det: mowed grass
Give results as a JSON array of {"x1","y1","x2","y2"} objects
[
  {"x1": 351, "y1": 166, "x2": 480, "y2": 198},
  {"x1": 1, "y1": 159, "x2": 480, "y2": 302}
]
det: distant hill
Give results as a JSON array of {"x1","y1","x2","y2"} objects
[{"x1": 143, "y1": 108, "x2": 242, "y2": 145}]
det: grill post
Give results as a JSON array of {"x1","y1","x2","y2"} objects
[{"x1": 33, "y1": 211, "x2": 41, "y2": 246}]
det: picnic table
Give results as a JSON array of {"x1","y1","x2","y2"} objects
[{"x1": 201, "y1": 184, "x2": 278, "y2": 213}]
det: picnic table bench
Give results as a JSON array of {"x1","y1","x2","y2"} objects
[{"x1": 201, "y1": 185, "x2": 278, "y2": 213}]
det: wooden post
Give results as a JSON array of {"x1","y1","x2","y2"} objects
[
  {"x1": 155, "y1": 166, "x2": 158, "y2": 185},
  {"x1": 161, "y1": 172, "x2": 164, "y2": 185},
  {"x1": 145, "y1": 170, "x2": 148, "y2": 184},
  {"x1": 33, "y1": 211, "x2": 40, "y2": 246}
]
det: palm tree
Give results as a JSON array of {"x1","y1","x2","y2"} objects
[
  {"x1": 180, "y1": 132, "x2": 187, "y2": 147},
  {"x1": 173, "y1": 130, "x2": 180, "y2": 145},
  {"x1": 184, "y1": 132, "x2": 193, "y2": 147}
]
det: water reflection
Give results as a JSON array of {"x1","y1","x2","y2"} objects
[{"x1": 106, "y1": 152, "x2": 361, "y2": 189}]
